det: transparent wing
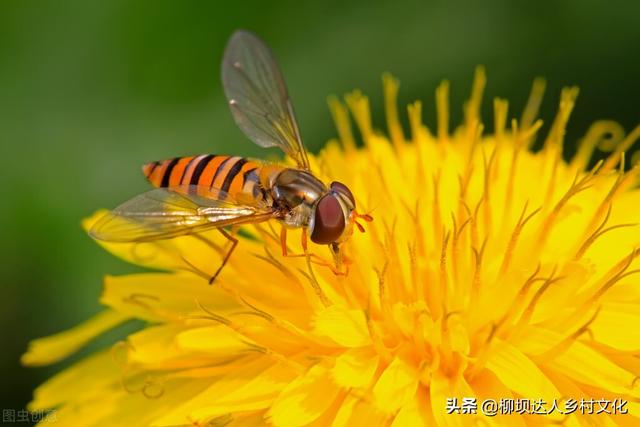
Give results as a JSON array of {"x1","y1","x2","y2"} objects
[
  {"x1": 89, "y1": 186, "x2": 275, "y2": 242},
  {"x1": 222, "y1": 30, "x2": 310, "y2": 170}
]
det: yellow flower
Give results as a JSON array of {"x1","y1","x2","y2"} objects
[{"x1": 23, "y1": 69, "x2": 640, "y2": 426}]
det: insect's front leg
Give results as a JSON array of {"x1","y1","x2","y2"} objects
[
  {"x1": 280, "y1": 226, "x2": 288, "y2": 257},
  {"x1": 279, "y1": 228, "x2": 349, "y2": 276},
  {"x1": 209, "y1": 227, "x2": 239, "y2": 284}
]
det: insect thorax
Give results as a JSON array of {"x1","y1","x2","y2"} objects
[{"x1": 270, "y1": 168, "x2": 327, "y2": 228}]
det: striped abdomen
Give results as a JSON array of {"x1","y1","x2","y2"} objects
[{"x1": 143, "y1": 155, "x2": 268, "y2": 201}]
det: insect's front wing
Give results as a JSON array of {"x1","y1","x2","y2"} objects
[{"x1": 90, "y1": 185, "x2": 275, "y2": 242}]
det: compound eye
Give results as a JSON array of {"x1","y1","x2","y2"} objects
[
  {"x1": 330, "y1": 181, "x2": 355, "y2": 208},
  {"x1": 310, "y1": 194, "x2": 346, "y2": 244}
]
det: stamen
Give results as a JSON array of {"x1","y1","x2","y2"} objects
[
  {"x1": 299, "y1": 262, "x2": 331, "y2": 307},
  {"x1": 493, "y1": 263, "x2": 543, "y2": 337},
  {"x1": 432, "y1": 172, "x2": 443, "y2": 245},
  {"x1": 482, "y1": 147, "x2": 496, "y2": 236},
  {"x1": 471, "y1": 237, "x2": 487, "y2": 301},
  {"x1": 536, "y1": 165, "x2": 599, "y2": 253},
  {"x1": 355, "y1": 221, "x2": 365, "y2": 233},
  {"x1": 519, "y1": 119, "x2": 544, "y2": 147},
  {"x1": 438, "y1": 230, "x2": 451, "y2": 316},
  {"x1": 176, "y1": 253, "x2": 205, "y2": 279},
  {"x1": 237, "y1": 295, "x2": 275, "y2": 322},
  {"x1": 574, "y1": 204, "x2": 637, "y2": 260},
  {"x1": 514, "y1": 268, "x2": 565, "y2": 331},
  {"x1": 374, "y1": 258, "x2": 390, "y2": 310},
  {"x1": 382, "y1": 73, "x2": 406, "y2": 150},
  {"x1": 435, "y1": 80, "x2": 450, "y2": 142},
  {"x1": 194, "y1": 299, "x2": 231, "y2": 325},
  {"x1": 499, "y1": 202, "x2": 541, "y2": 276},
  {"x1": 536, "y1": 306, "x2": 601, "y2": 363},
  {"x1": 520, "y1": 77, "x2": 546, "y2": 132},
  {"x1": 122, "y1": 293, "x2": 159, "y2": 310},
  {"x1": 252, "y1": 247, "x2": 297, "y2": 280},
  {"x1": 464, "y1": 66, "x2": 487, "y2": 128},
  {"x1": 407, "y1": 101, "x2": 425, "y2": 143},
  {"x1": 327, "y1": 96, "x2": 356, "y2": 152},
  {"x1": 345, "y1": 90, "x2": 373, "y2": 143},
  {"x1": 465, "y1": 322, "x2": 498, "y2": 381},
  {"x1": 493, "y1": 97, "x2": 509, "y2": 144},
  {"x1": 601, "y1": 124, "x2": 640, "y2": 172},
  {"x1": 543, "y1": 86, "x2": 579, "y2": 153},
  {"x1": 571, "y1": 120, "x2": 625, "y2": 171}
]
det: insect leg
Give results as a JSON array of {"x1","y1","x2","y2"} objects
[
  {"x1": 301, "y1": 228, "x2": 308, "y2": 253},
  {"x1": 209, "y1": 228, "x2": 239, "y2": 284},
  {"x1": 280, "y1": 226, "x2": 288, "y2": 256},
  {"x1": 281, "y1": 231, "x2": 349, "y2": 276}
]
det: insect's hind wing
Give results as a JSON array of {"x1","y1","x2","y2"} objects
[
  {"x1": 221, "y1": 30, "x2": 310, "y2": 170},
  {"x1": 89, "y1": 185, "x2": 275, "y2": 243}
]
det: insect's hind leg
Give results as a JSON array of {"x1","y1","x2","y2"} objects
[
  {"x1": 279, "y1": 227, "x2": 350, "y2": 276},
  {"x1": 209, "y1": 228, "x2": 239, "y2": 284}
]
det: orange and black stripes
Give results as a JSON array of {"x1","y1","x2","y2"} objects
[{"x1": 142, "y1": 155, "x2": 271, "y2": 201}]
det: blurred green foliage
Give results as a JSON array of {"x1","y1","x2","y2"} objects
[{"x1": 1, "y1": 0, "x2": 639, "y2": 415}]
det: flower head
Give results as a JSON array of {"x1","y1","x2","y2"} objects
[{"x1": 24, "y1": 69, "x2": 640, "y2": 426}]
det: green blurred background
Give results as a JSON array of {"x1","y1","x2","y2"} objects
[{"x1": 1, "y1": 0, "x2": 639, "y2": 418}]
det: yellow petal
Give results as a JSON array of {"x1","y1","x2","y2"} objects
[
  {"x1": 22, "y1": 309, "x2": 129, "y2": 366},
  {"x1": 268, "y1": 365, "x2": 341, "y2": 427},
  {"x1": 28, "y1": 350, "x2": 118, "y2": 411},
  {"x1": 485, "y1": 339, "x2": 563, "y2": 419},
  {"x1": 155, "y1": 363, "x2": 293, "y2": 426},
  {"x1": 126, "y1": 324, "x2": 188, "y2": 365},
  {"x1": 149, "y1": 358, "x2": 273, "y2": 426},
  {"x1": 548, "y1": 340, "x2": 639, "y2": 397},
  {"x1": 590, "y1": 303, "x2": 640, "y2": 351},
  {"x1": 175, "y1": 325, "x2": 252, "y2": 354},
  {"x1": 429, "y1": 371, "x2": 472, "y2": 427},
  {"x1": 332, "y1": 395, "x2": 386, "y2": 427},
  {"x1": 468, "y1": 370, "x2": 526, "y2": 427},
  {"x1": 331, "y1": 348, "x2": 379, "y2": 389},
  {"x1": 391, "y1": 391, "x2": 431, "y2": 426},
  {"x1": 101, "y1": 272, "x2": 239, "y2": 322},
  {"x1": 372, "y1": 357, "x2": 418, "y2": 414},
  {"x1": 313, "y1": 305, "x2": 371, "y2": 347}
]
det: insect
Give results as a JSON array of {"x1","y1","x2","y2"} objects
[{"x1": 90, "y1": 30, "x2": 372, "y2": 283}]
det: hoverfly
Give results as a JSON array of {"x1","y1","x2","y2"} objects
[{"x1": 90, "y1": 30, "x2": 372, "y2": 283}]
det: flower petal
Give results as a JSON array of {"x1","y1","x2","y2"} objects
[
  {"x1": 468, "y1": 370, "x2": 526, "y2": 427},
  {"x1": 175, "y1": 325, "x2": 253, "y2": 354},
  {"x1": 548, "y1": 340, "x2": 639, "y2": 397},
  {"x1": 429, "y1": 370, "x2": 473, "y2": 427},
  {"x1": 332, "y1": 395, "x2": 386, "y2": 427},
  {"x1": 372, "y1": 357, "x2": 419, "y2": 414},
  {"x1": 313, "y1": 305, "x2": 371, "y2": 347},
  {"x1": 590, "y1": 303, "x2": 640, "y2": 351},
  {"x1": 101, "y1": 272, "x2": 239, "y2": 322},
  {"x1": 485, "y1": 339, "x2": 562, "y2": 404},
  {"x1": 391, "y1": 389, "x2": 431, "y2": 426},
  {"x1": 331, "y1": 348, "x2": 379, "y2": 389},
  {"x1": 268, "y1": 365, "x2": 341, "y2": 427},
  {"x1": 28, "y1": 350, "x2": 118, "y2": 411},
  {"x1": 146, "y1": 357, "x2": 272, "y2": 425},
  {"x1": 153, "y1": 362, "x2": 294, "y2": 426},
  {"x1": 22, "y1": 309, "x2": 129, "y2": 366}
]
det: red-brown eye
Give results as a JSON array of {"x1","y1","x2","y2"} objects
[
  {"x1": 330, "y1": 181, "x2": 355, "y2": 208},
  {"x1": 310, "y1": 194, "x2": 346, "y2": 244}
]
